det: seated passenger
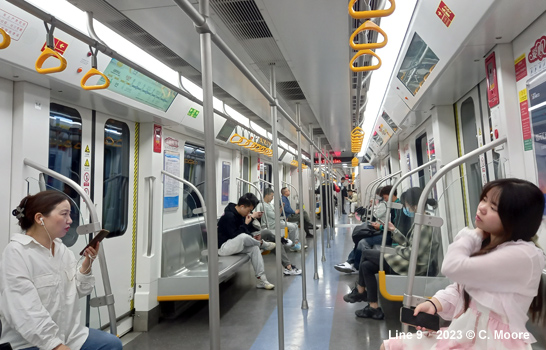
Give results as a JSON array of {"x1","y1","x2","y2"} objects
[
  {"x1": 343, "y1": 187, "x2": 437, "y2": 320},
  {"x1": 218, "y1": 193, "x2": 277, "y2": 289},
  {"x1": 334, "y1": 186, "x2": 400, "y2": 274},
  {"x1": 281, "y1": 187, "x2": 317, "y2": 237},
  {"x1": 255, "y1": 188, "x2": 302, "y2": 275},
  {"x1": 0, "y1": 191, "x2": 123, "y2": 350},
  {"x1": 346, "y1": 190, "x2": 358, "y2": 217},
  {"x1": 382, "y1": 178, "x2": 546, "y2": 350},
  {"x1": 257, "y1": 188, "x2": 301, "y2": 251}
]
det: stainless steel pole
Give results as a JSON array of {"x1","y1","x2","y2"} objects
[
  {"x1": 318, "y1": 141, "x2": 325, "y2": 262},
  {"x1": 295, "y1": 104, "x2": 308, "y2": 310},
  {"x1": 326, "y1": 155, "x2": 331, "y2": 249},
  {"x1": 329, "y1": 155, "x2": 336, "y2": 239},
  {"x1": 197, "y1": 1, "x2": 220, "y2": 349},
  {"x1": 309, "y1": 127, "x2": 319, "y2": 279},
  {"x1": 270, "y1": 64, "x2": 285, "y2": 350}
]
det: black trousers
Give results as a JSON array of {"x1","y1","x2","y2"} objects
[{"x1": 357, "y1": 249, "x2": 395, "y2": 303}]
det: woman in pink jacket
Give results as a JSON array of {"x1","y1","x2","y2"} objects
[{"x1": 383, "y1": 178, "x2": 546, "y2": 350}]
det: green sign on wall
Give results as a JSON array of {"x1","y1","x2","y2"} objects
[{"x1": 187, "y1": 108, "x2": 200, "y2": 118}]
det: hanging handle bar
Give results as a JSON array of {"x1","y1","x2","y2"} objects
[
  {"x1": 35, "y1": 22, "x2": 67, "y2": 74},
  {"x1": 349, "y1": 0, "x2": 396, "y2": 19},
  {"x1": 350, "y1": 50, "x2": 382, "y2": 72},
  {"x1": 0, "y1": 28, "x2": 11, "y2": 49},
  {"x1": 81, "y1": 46, "x2": 110, "y2": 90},
  {"x1": 349, "y1": 21, "x2": 388, "y2": 51}
]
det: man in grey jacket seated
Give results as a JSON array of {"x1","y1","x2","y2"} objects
[{"x1": 256, "y1": 188, "x2": 302, "y2": 275}]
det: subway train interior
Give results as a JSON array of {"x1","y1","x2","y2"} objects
[{"x1": 1, "y1": 0, "x2": 546, "y2": 349}]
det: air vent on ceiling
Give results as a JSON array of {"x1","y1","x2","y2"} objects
[
  {"x1": 212, "y1": 0, "x2": 272, "y2": 39},
  {"x1": 277, "y1": 81, "x2": 305, "y2": 101}
]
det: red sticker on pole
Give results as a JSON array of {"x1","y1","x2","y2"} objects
[{"x1": 153, "y1": 124, "x2": 162, "y2": 153}]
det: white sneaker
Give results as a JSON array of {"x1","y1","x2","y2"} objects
[
  {"x1": 283, "y1": 266, "x2": 302, "y2": 276},
  {"x1": 260, "y1": 240, "x2": 276, "y2": 251},
  {"x1": 334, "y1": 262, "x2": 356, "y2": 273},
  {"x1": 348, "y1": 213, "x2": 354, "y2": 217},
  {"x1": 256, "y1": 278, "x2": 275, "y2": 289}
]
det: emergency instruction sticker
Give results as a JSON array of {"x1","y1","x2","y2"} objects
[{"x1": 0, "y1": 9, "x2": 28, "y2": 41}]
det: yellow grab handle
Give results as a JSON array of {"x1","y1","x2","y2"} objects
[
  {"x1": 35, "y1": 47, "x2": 67, "y2": 74},
  {"x1": 349, "y1": 0, "x2": 395, "y2": 19},
  {"x1": 81, "y1": 68, "x2": 110, "y2": 90},
  {"x1": 239, "y1": 137, "x2": 251, "y2": 147},
  {"x1": 350, "y1": 21, "x2": 388, "y2": 50},
  {"x1": 350, "y1": 49, "x2": 382, "y2": 72},
  {"x1": 378, "y1": 271, "x2": 404, "y2": 302},
  {"x1": 284, "y1": 227, "x2": 289, "y2": 239},
  {"x1": 229, "y1": 134, "x2": 244, "y2": 144},
  {"x1": 0, "y1": 28, "x2": 11, "y2": 50}
]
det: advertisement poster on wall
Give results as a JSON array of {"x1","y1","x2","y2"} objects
[
  {"x1": 163, "y1": 151, "x2": 180, "y2": 210},
  {"x1": 222, "y1": 161, "x2": 230, "y2": 203},
  {"x1": 485, "y1": 52, "x2": 500, "y2": 108}
]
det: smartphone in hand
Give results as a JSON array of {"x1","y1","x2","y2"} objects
[
  {"x1": 400, "y1": 306, "x2": 440, "y2": 331},
  {"x1": 79, "y1": 229, "x2": 109, "y2": 256}
]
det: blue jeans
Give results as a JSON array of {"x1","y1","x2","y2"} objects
[
  {"x1": 22, "y1": 328, "x2": 123, "y2": 350},
  {"x1": 347, "y1": 234, "x2": 392, "y2": 270}
]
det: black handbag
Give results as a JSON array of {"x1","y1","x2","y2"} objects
[{"x1": 351, "y1": 223, "x2": 381, "y2": 244}]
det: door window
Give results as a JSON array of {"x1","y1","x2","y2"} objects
[{"x1": 183, "y1": 143, "x2": 205, "y2": 219}]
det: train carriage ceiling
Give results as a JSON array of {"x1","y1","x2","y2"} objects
[{"x1": 67, "y1": 0, "x2": 354, "y2": 158}]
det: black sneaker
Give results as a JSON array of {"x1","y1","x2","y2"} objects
[
  {"x1": 355, "y1": 305, "x2": 384, "y2": 320},
  {"x1": 343, "y1": 287, "x2": 367, "y2": 303}
]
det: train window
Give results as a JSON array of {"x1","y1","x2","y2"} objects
[
  {"x1": 397, "y1": 33, "x2": 439, "y2": 96},
  {"x1": 103, "y1": 120, "x2": 130, "y2": 237},
  {"x1": 242, "y1": 156, "x2": 249, "y2": 194},
  {"x1": 48, "y1": 103, "x2": 82, "y2": 247},
  {"x1": 415, "y1": 133, "x2": 428, "y2": 188},
  {"x1": 183, "y1": 143, "x2": 205, "y2": 219}
]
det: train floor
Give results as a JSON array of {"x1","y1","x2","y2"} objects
[{"x1": 121, "y1": 214, "x2": 546, "y2": 350}]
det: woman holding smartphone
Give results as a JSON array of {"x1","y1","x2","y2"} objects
[
  {"x1": 0, "y1": 191, "x2": 122, "y2": 350},
  {"x1": 383, "y1": 179, "x2": 546, "y2": 350}
]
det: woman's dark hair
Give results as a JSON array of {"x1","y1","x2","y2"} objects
[
  {"x1": 380, "y1": 185, "x2": 397, "y2": 198},
  {"x1": 462, "y1": 178, "x2": 545, "y2": 322},
  {"x1": 13, "y1": 191, "x2": 70, "y2": 230},
  {"x1": 400, "y1": 187, "x2": 437, "y2": 209},
  {"x1": 237, "y1": 193, "x2": 259, "y2": 208}
]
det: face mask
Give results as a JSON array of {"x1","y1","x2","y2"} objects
[{"x1": 403, "y1": 207, "x2": 414, "y2": 217}]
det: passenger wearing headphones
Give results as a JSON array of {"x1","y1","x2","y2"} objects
[{"x1": 0, "y1": 191, "x2": 122, "y2": 350}]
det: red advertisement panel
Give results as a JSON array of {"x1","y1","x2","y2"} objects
[
  {"x1": 485, "y1": 52, "x2": 500, "y2": 108},
  {"x1": 153, "y1": 124, "x2": 162, "y2": 153},
  {"x1": 515, "y1": 54, "x2": 528, "y2": 82}
]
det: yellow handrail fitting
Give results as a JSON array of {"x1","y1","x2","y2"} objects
[
  {"x1": 229, "y1": 134, "x2": 244, "y2": 144},
  {"x1": 350, "y1": 50, "x2": 382, "y2": 72},
  {"x1": 81, "y1": 68, "x2": 110, "y2": 90},
  {"x1": 0, "y1": 28, "x2": 11, "y2": 50},
  {"x1": 157, "y1": 294, "x2": 209, "y2": 301},
  {"x1": 239, "y1": 138, "x2": 252, "y2": 147},
  {"x1": 349, "y1": 0, "x2": 396, "y2": 19},
  {"x1": 35, "y1": 47, "x2": 67, "y2": 74},
  {"x1": 350, "y1": 21, "x2": 388, "y2": 51},
  {"x1": 378, "y1": 271, "x2": 404, "y2": 302}
]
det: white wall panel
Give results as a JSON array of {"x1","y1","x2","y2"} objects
[{"x1": 0, "y1": 77, "x2": 13, "y2": 251}]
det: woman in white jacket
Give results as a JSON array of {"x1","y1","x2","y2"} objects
[{"x1": 0, "y1": 191, "x2": 122, "y2": 350}]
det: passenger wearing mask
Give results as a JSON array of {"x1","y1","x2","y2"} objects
[
  {"x1": 382, "y1": 179, "x2": 546, "y2": 349},
  {"x1": 343, "y1": 187, "x2": 438, "y2": 320},
  {"x1": 0, "y1": 191, "x2": 123, "y2": 350}
]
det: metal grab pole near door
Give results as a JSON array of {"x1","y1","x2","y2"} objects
[
  {"x1": 196, "y1": 1, "x2": 220, "y2": 349},
  {"x1": 309, "y1": 127, "x2": 319, "y2": 280},
  {"x1": 318, "y1": 140, "x2": 326, "y2": 262},
  {"x1": 296, "y1": 104, "x2": 309, "y2": 310},
  {"x1": 269, "y1": 63, "x2": 285, "y2": 350}
]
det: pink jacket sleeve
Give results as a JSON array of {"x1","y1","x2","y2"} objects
[
  {"x1": 441, "y1": 228, "x2": 538, "y2": 293},
  {"x1": 433, "y1": 282, "x2": 462, "y2": 320}
]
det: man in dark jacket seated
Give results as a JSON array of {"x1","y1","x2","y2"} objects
[{"x1": 217, "y1": 193, "x2": 276, "y2": 290}]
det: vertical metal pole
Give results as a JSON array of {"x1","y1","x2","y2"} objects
[
  {"x1": 197, "y1": 2, "x2": 220, "y2": 349},
  {"x1": 269, "y1": 64, "x2": 285, "y2": 350},
  {"x1": 326, "y1": 155, "x2": 331, "y2": 248},
  {"x1": 296, "y1": 104, "x2": 308, "y2": 309},
  {"x1": 318, "y1": 141, "x2": 325, "y2": 262},
  {"x1": 329, "y1": 155, "x2": 336, "y2": 239},
  {"x1": 309, "y1": 127, "x2": 319, "y2": 279}
]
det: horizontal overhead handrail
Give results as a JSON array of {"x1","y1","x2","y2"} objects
[{"x1": 404, "y1": 137, "x2": 507, "y2": 307}]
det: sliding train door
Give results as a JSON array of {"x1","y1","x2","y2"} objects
[
  {"x1": 47, "y1": 101, "x2": 137, "y2": 334},
  {"x1": 454, "y1": 82, "x2": 500, "y2": 226}
]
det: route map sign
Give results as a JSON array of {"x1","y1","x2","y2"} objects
[{"x1": 98, "y1": 58, "x2": 178, "y2": 112}]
